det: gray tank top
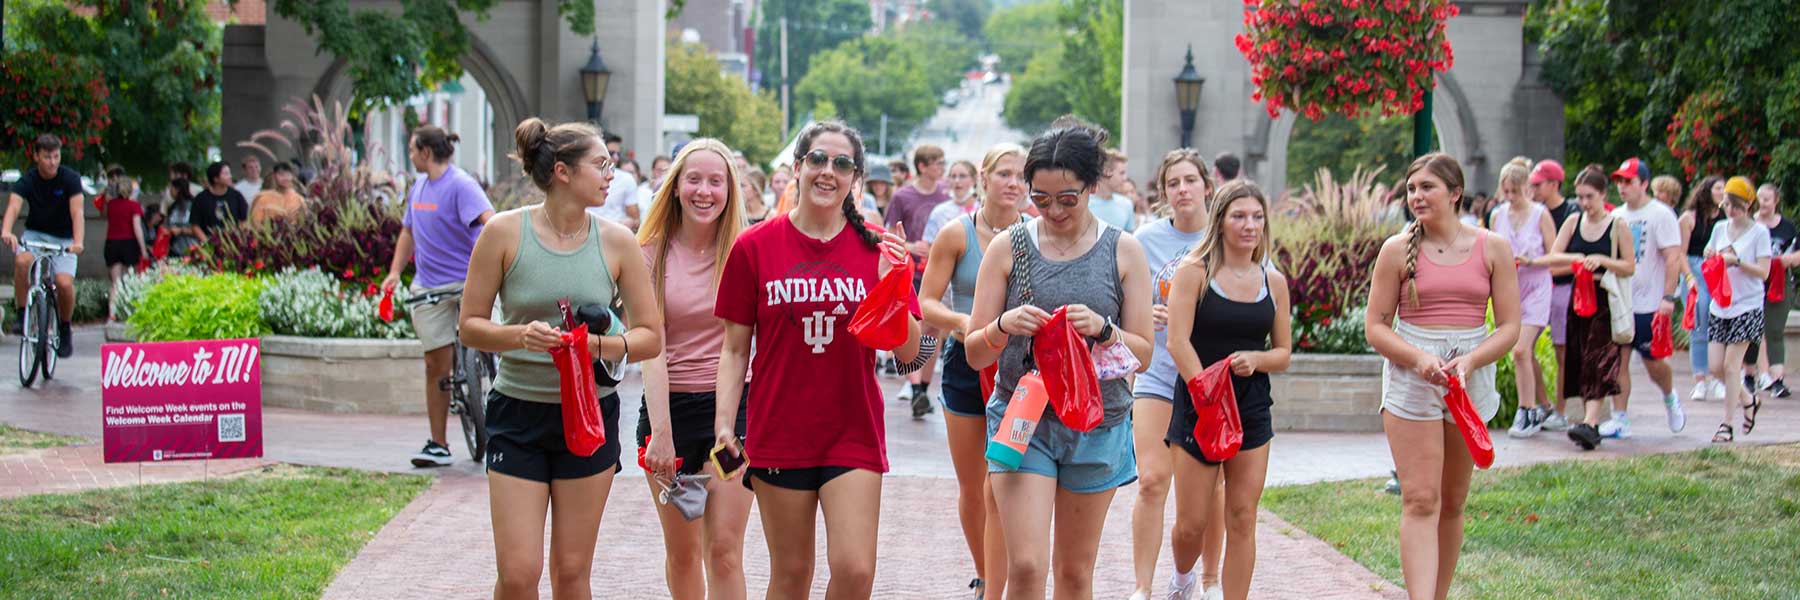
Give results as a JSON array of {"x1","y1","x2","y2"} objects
[
  {"x1": 990, "y1": 221, "x2": 1131, "y2": 427},
  {"x1": 951, "y1": 214, "x2": 984, "y2": 314},
  {"x1": 491, "y1": 208, "x2": 618, "y2": 403}
]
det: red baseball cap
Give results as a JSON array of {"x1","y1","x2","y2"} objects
[
  {"x1": 1610, "y1": 158, "x2": 1649, "y2": 182},
  {"x1": 1530, "y1": 160, "x2": 1564, "y2": 185}
]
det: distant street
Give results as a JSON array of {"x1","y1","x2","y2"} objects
[{"x1": 905, "y1": 79, "x2": 1029, "y2": 161}]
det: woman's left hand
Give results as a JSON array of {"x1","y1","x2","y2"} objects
[
  {"x1": 877, "y1": 224, "x2": 909, "y2": 277},
  {"x1": 1442, "y1": 355, "x2": 1475, "y2": 384},
  {"x1": 1063, "y1": 304, "x2": 1107, "y2": 338},
  {"x1": 1228, "y1": 352, "x2": 1258, "y2": 377}
]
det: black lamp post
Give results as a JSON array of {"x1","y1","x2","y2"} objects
[
  {"x1": 1173, "y1": 45, "x2": 1205, "y2": 149},
  {"x1": 580, "y1": 39, "x2": 612, "y2": 123}
]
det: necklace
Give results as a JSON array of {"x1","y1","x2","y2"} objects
[
  {"x1": 544, "y1": 207, "x2": 583, "y2": 241},
  {"x1": 1046, "y1": 219, "x2": 1095, "y2": 256},
  {"x1": 1426, "y1": 228, "x2": 1466, "y2": 254},
  {"x1": 977, "y1": 208, "x2": 1017, "y2": 235},
  {"x1": 1225, "y1": 262, "x2": 1259, "y2": 279}
]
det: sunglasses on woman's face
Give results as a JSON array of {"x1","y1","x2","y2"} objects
[
  {"x1": 803, "y1": 150, "x2": 858, "y2": 174},
  {"x1": 1028, "y1": 190, "x2": 1083, "y2": 210}
]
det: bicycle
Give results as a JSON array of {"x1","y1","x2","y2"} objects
[
  {"x1": 16, "y1": 241, "x2": 68, "y2": 388},
  {"x1": 406, "y1": 288, "x2": 494, "y2": 463}
]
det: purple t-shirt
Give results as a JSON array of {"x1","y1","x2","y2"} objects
[
  {"x1": 884, "y1": 181, "x2": 948, "y2": 246},
  {"x1": 402, "y1": 165, "x2": 492, "y2": 288}
]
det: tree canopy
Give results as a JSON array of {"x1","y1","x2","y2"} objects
[
  {"x1": 992, "y1": 0, "x2": 1121, "y2": 139},
  {"x1": 793, "y1": 21, "x2": 978, "y2": 144},
  {"x1": 665, "y1": 41, "x2": 784, "y2": 167}
]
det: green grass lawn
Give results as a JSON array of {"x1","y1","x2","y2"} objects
[
  {"x1": 1264, "y1": 444, "x2": 1800, "y2": 599},
  {"x1": 0, "y1": 465, "x2": 431, "y2": 598},
  {"x1": 0, "y1": 423, "x2": 85, "y2": 455}
]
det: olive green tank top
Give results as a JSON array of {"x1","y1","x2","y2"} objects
[{"x1": 491, "y1": 208, "x2": 617, "y2": 403}]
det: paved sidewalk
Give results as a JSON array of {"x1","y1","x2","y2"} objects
[
  {"x1": 7, "y1": 326, "x2": 1800, "y2": 598},
  {"x1": 0, "y1": 443, "x2": 271, "y2": 498}
]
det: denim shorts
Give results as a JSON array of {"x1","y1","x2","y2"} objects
[
  {"x1": 985, "y1": 409, "x2": 1138, "y2": 494},
  {"x1": 939, "y1": 340, "x2": 986, "y2": 417}
]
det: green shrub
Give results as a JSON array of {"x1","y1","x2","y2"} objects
[
  {"x1": 1295, "y1": 304, "x2": 1371, "y2": 354},
  {"x1": 110, "y1": 262, "x2": 202, "y2": 321},
  {"x1": 259, "y1": 267, "x2": 414, "y2": 339},
  {"x1": 1489, "y1": 308, "x2": 1560, "y2": 430},
  {"x1": 72, "y1": 278, "x2": 110, "y2": 323},
  {"x1": 126, "y1": 273, "x2": 268, "y2": 342},
  {"x1": 1272, "y1": 166, "x2": 1401, "y2": 353}
]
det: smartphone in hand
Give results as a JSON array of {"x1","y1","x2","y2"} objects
[{"x1": 710, "y1": 440, "x2": 746, "y2": 480}]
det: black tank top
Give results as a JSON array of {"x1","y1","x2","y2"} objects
[
  {"x1": 1687, "y1": 215, "x2": 1722, "y2": 257},
  {"x1": 1187, "y1": 272, "x2": 1275, "y2": 396},
  {"x1": 1567, "y1": 213, "x2": 1614, "y2": 275}
]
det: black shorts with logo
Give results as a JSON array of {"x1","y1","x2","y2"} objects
[
  {"x1": 484, "y1": 390, "x2": 621, "y2": 483},
  {"x1": 635, "y1": 390, "x2": 749, "y2": 476}
]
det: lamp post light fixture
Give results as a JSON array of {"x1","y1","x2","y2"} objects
[
  {"x1": 580, "y1": 38, "x2": 612, "y2": 124},
  {"x1": 1173, "y1": 45, "x2": 1205, "y2": 149}
]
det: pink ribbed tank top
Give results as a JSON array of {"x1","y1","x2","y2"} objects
[{"x1": 1397, "y1": 230, "x2": 1492, "y2": 327}]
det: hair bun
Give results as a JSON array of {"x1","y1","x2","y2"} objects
[
  {"x1": 513, "y1": 118, "x2": 550, "y2": 163},
  {"x1": 446, "y1": 133, "x2": 462, "y2": 144}
]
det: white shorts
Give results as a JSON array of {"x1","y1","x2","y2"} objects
[
  {"x1": 1381, "y1": 320, "x2": 1501, "y2": 424},
  {"x1": 20, "y1": 230, "x2": 77, "y2": 276}
]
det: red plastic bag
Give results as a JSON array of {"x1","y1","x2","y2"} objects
[
  {"x1": 1683, "y1": 284, "x2": 1697, "y2": 330},
  {"x1": 151, "y1": 227, "x2": 171, "y2": 260},
  {"x1": 848, "y1": 255, "x2": 915, "y2": 350},
  {"x1": 552, "y1": 299, "x2": 605, "y2": 456},
  {"x1": 1702, "y1": 255, "x2": 1732, "y2": 308},
  {"x1": 1650, "y1": 311, "x2": 1674, "y2": 359},
  {"x1": 636, "y1": 434, "x2": 684, "y2": 473},
  {"x1": 1032, "y1": 306, "x2": 1103, "y2": 432},
  {"x1": 1443, "y1": 375, "x2": 1495, "y2": 469},
  {"x1": 377, "y1": 287, "x2": 395, "y2": 322},
  {"x1": 979, "y1": 362, "x2": 998, "y2": 402},
  {"x1": 1571, "y1": 262, "x2": 1598, "y2": 317},
  {"x1": 1767, "y1": 259, "x2": 1786, "y2": 303},
  {"x1": 1186, "y1": 360, "x2": 1243, "y2": 462}
]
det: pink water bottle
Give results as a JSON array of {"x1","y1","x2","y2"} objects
[{"x1": 986, "y1": 372, "x2": 1049, "y2": 470}]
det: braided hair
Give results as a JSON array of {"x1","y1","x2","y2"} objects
[
  {"x1": 1401, "y1": 153, "x2": 1466, "y2": 308},
  {"x1": 793, "y1": 121, "x2": 879, "y2": 248}
]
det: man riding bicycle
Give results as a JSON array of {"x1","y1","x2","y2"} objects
[
  {"x1": 4, "y1": 134, "x2": 85, "y2": 359},
  {"x1": 382, "y1": 125, "x2": 494, "y2": 467}
]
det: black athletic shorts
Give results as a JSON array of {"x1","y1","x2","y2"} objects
[
  {"x1": 1166, "y1": 376, "x2": 1274, "y2": 465},
  {"x1": 103, "y1": 239, "x2": 141, "y2": 267},
  {"x1": 939, "y1": 340, "x2": 986, "y2": 417},
  {"x1": 635, "y1": 390, "x2": 749, "y2": 476},
  {"x1": 484, "y1": 389, "x2": 621, "y2": 483},
  {"x1": 744, "y1": 466, "x2": 855, "y2": 492}
]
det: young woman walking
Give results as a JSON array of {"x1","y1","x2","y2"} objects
[
  {"x1": 963, "y1": 121, "x2": 1154, "y2": 599},
  {"x1": 1745, "y1": 183, "x2": 1796, "y2": 398},
  {"x1": 1488, "y1": 158, "x2": 1560, "y2": 437},
  {"x1": 460, "y1": 118, "x2": 663, "y2": 599},
  {"x1": 1542, "y1": 165, "x2": 1636, "y2": 450},
  {"x1": 1365, "y1": 153, "x2": 1521, "y2": 600},
  {"x1": 1678, "y1": 176, "x2": 1726, "y2": 402},
  {"x1": 713, "y1": 121, "x2": 922, "y2": 599},
  {"x1": 1163, "y1": 180, "x2": 1292, "y2": 600},
  {"x1": 1706, "y1": 177, "x2": 1772, "y2": 443},
  {"x1": 1127, "y1": 148, "x2": 1224, "y2": 600},
  {"x1": 635, "y1": 139, "x2": 755, "y2": 600},
  {"x1": 919, "y1": 143, "x2": 1028, "y2": 600}
]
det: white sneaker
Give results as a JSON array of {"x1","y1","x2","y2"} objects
[
  {"x1": 1540, "y1": 411, "x2": 1570, "y2": 432},
  {"x1": 1598, "y1": 414, "x2": 1632, "y2": 439},
  {"x1": 1710, "y1": 380, "x2": 1728, "y2": 402},
  {"x1": 1165, "y1": 571, "x2": 1197, "y2": 600},
  {"x1": 896, "y1": 384, "x2": 913, "y2": 403},
  {"x1": 1758, "y1": 373, "x2": 1775, "y2": 391},
  {"x1": 1201, "y1": 585, "x2": 1224, "y2": 600},
  {"x1": 1507, "y1": 407, "x2": 1542, "y2": 438},
  {"x1": 1128, "y1": 592, "x2": 1149, "y2": 600},
  {"x1": 1665, "y1": 392, "x2": 1687, "y2": 433},
  {"x1": 1691, "y1": 381, "x2": 1710, "y2": 402}
]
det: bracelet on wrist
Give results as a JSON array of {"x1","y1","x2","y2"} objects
[
  {"x1": 982, "y1": 323, "x2": 1007, "y2": 351},
  {"x1": 994, "y1": 315, "x2": 1011, "y2": 336}
]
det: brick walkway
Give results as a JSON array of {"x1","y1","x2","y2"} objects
[
  {"x1": 7, "y1": 326, "x2": 1800, "y2": 598},
  {"x1": 0, "y1": 443, "x2": 271, "y2": 498}
]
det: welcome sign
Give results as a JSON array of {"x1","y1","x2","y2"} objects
[{"x1": 99, "y1": 339, "x2": 264, "y2": 463}]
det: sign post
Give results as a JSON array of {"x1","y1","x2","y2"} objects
[{"x1": 99, "y1": 338, "x2": 264, "y2": 464}]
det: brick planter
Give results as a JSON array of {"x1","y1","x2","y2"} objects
[
  {"x1": 1271, "y1": 353, "x2": 1385, "y2": 432},
  {"x1": 103, "y1": 324, "x2": 426, "y2": 415}
]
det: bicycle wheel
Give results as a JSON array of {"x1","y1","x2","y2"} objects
[
  {"x1": 456, "y1": 344, "x2": 489, "y2": 462},
  {"x1": 17, "y1": 295, "x2": 39, "y2": 388},
  {"x1": 34, "y1": 298, "x2": 53, "y2": 382}
]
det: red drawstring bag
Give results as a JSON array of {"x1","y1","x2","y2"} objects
[
  {"x1": 636, "y1": 434, "x2": 683, "y2": 473},
  {"x1": 377, "y1": 287, "x2": 395, "y2": 322},
  {"x1": 1683, "y1": 284, "x2": 1698, "y2": 330},
  {"x1": 552, "y1": 300, "x2": 605, "y2": 456},
  {"x1": 1767, "y1": 259, "x2": 1786, "y2": 302},
  {"x1": 1443, "y1": 375, "x2": 1495, "y2": 469},
  {"x1": 1571, "y1": 262, "x2": 1598, "y2": 317},
  {"x1": 848, "y1": 255, "x2": 915, "y2": 350},
  {"x1": 1650, "y1": 311, "x2": 1674, "y2": 359},
  {"x1": 1032, "y1": 306, "x2": 1103, "y2": 432},
  {"x1": 1702, "y1": 255, "x2": 1732, "y2": 308},
  {"x1": 979, "y1": 362, "x2": 998, "y2": 402},
  {"x1": 151, "y1": 227, "x2": 171, "y2": 260},
  {"x1": 1186, "y1": 360, "x2": 1242, "y2": 462}
]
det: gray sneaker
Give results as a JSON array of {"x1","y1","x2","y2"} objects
[
  {"x1": 1539, "y1": 410, "x2": 1570, "y2": 432},
  {"x1": 1165, "y1": 572, "x2": 1197, "y2": 600},
  {"x1": 1507, "y1": 407, "x2": 1543, "y2": 438}
]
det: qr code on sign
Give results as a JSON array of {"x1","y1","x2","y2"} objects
[{"x1": 218, "y1": 414, "x2": 246, "y2": 442}]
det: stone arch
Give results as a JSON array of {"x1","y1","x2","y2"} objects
[
  {"x1": 1247, "y1": 72, "x2": 1485, "y2": 197},
  {"x1": 311, "y1": 33, "x2": 528, "y2": 179}
]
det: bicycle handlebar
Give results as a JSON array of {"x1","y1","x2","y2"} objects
[
  {"x1": 404, "y1": 288, "x2": 465, "y2": 307},
  {"x1": 19, "y1": 241, "x2": 69, "y2": 255}
]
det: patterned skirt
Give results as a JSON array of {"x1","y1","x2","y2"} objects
[{"x1": 1711, "y1": 308, "x2": 1765, "y2": 345}]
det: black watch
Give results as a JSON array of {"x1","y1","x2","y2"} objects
[{"x1": 1095, "y1": 318, "x2": 1116, "y2": 344}]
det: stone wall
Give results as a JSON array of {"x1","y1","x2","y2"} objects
[
  {"x1": 260, "y1": 336, "x2": 428, "y2": 415},
  {"x1": 1270, "y1": 354, "x2": 1386, "y2": 432}
]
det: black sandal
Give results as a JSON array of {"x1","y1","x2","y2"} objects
[
  {"x1": 1712, "y1": 423, "x2": 1735, "y2": 443},
  {"x1": 1744, "y1": 396, "x2": 1763, "y2": 434}
]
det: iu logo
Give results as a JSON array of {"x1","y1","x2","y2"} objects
[{"x1": 801, "y1": 311, "x2": 837, "y2": 353}]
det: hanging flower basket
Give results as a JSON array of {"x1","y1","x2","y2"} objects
[{"x1": 1234, "y1": 0, "x2": 1458, "y2": 121}]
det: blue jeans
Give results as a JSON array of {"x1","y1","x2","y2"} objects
[{"x1": 1686, "y1": 256, "x2": 1713, "y2": 375}]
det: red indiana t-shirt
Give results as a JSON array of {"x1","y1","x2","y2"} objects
[{"x1": 715, "y1": 214, "x2": 919, "y2": 473}]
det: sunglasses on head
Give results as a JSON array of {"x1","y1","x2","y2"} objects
[
  {"x1": 1028, "y1": 190, "x2": 1084, "y2": 209},
  {"x1": 803, "y1": 150, "x2": 858, "y2": 174}
]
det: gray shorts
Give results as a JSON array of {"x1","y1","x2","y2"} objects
[
  {"x1": 20, "y1": 230, "x2": 76, "y2": 276},
  {"x1": 409, "y1": 281, "x2": 464, "y2": 352},
  {"x1": 1381, "y1": 320, "x2": 1501, "y2": 424}
]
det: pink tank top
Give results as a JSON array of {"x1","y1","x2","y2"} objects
[{"x1": 1398, "y1": 230, "x2": 1492, "y2": 328}]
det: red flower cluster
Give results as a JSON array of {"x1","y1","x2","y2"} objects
[
  {"x1": 1235, "y1": 0, "x2": 1458, "y2": 121},
  {"x1": 1666, "y1": 90, "x2": 1768, "y2": 181},
  {"x1": 0, "y1": 49, "x2": 112, "y2": 166}
]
